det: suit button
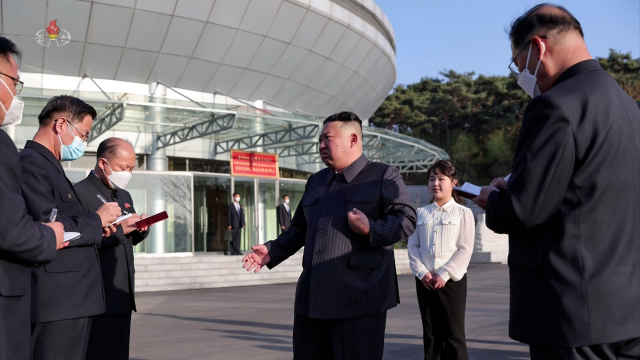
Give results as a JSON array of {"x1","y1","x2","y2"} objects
[
  {"x1": 318, "y1": 229, "x2": 324, "y2": 233},
  {"x1": 324, "y1": 209, "x2": 330, "y2": 213},
  {"x1": 126, "y1": 244, "x2": 130, "y2": 248},
  {"x1": 329, "y1": 191, "x2": 335, "y2": 195},
  {"x1": 128, "y1": 262, "x2": 132, "y2": 266},
  {"x1": 315, "y1": 250, "x2": 322, "y2": 255}
]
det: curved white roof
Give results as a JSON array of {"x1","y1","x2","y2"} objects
[{"x1": 3, "y1": 0, "x2": 397, "y2": 119}]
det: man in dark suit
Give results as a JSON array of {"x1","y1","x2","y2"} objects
[
  {"x1": 242, "y1": 111, "x2": 416, "y2": 359},
  {"x1": 0, "y1": 37, "x2": 66, "y2": 360},
  {"x1": 227, "y1": 193, "x2": 245, "y2": 255},
  {"x1": 474, "y1": 4, "x2": 640, "y2": 358},
  {"x1": 276, "y1": 194, "x2": 292, "y2": 233},
  {"x1": 20, "y1": 95, "x2": 122, "y2": 360},
  {"x1": 74, "y1": 137, "x2": 150, "y2": 360}
]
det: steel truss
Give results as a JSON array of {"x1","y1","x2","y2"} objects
[
  {"x1": 88, "y1": 103, "x2": 126, "y2": 143},
  {"x1": 156, "y1": 113, "x2": 236, "y2": 150},
  {"x1": 213, "y1": 124, "x2": 320, "y2": 155}
]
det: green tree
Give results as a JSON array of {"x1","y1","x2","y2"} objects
[
  {"x1": 371, "y1": 50, "x2": 640, "y2": 185},
  {"x1": 598, "y1": 49, "x2": 640, "y2": 100}
]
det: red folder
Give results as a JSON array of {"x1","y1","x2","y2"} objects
[{"x1": 135, "y1": 211, "x2": 168, "y2": 229}]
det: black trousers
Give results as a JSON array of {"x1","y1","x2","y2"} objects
[
  {"x1": 293, "y1": 312, "x2": 387, "y2": 360},
  {"x1": 85, "y1": 313, "x2": 132, "y2": 360},
  {"x1": 31, "y1": 317, "x2": 92, "y2": 360},
  {"x1": 530, "y1": 337, "x2": 640, "y2": 360},
  {"x1": 229, "y1": 228, "x2": 242, "y2": 255},
  {"x1": 415, "y1": 274, "x2": 468, "y2": 360}
]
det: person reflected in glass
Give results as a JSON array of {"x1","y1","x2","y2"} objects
[
  {"x1": 277, "y1": 194, "x2": 292, "y2": 234},
  {"x1": 227, "y1": 193, "x2": 245, "y2": 255}
]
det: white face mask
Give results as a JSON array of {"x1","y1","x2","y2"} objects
[
  {"x1": 517, "y1": 43, "x2": 543, "y2": 98},
  {"x1": 102, "y1": 159, "x2": 133, "y2": 190},
  {"x1": 234, "y1": 197, "x2": 240, "y2": 202},
  {"x1": 284, "y1": 199, "x2": 289, "y2": 204},
  {"x1": 0, "y1": 77, "x2": 24, "y2": 128}
]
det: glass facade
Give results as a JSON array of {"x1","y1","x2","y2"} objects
[
  {"x1": 193, "y1": 175, "x2": 231, "y2": 252},
  {"x1": 63, "y1": 169, "x2": 307, "y2": 254},
  {"x1": 127, "y1": 172, "x2": 193, "y2": 253},
  {"x1": 233, "y1": 179, "x2": 256, "y2": 252}
]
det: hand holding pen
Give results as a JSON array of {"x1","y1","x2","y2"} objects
[
  {"x1": 94, "y1": 194, "x2": 122, "y2": 228},
  {"x1": 43, "y1": 208, "x2": 66, "y2": 250}
]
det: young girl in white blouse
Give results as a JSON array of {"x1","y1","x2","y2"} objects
[{"x1": 407, "y1": 160, "x2": 475, "y2": 360}]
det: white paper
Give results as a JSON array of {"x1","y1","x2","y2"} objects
[
  {"x1": 106, "y1": 213, "x2": 133, "y2": 227},
  {"x1": 504, "y1": 173, "x2": 511, "y2": 181},
  {"x1": 63, "y1": 232, "x2": 81, "y2": 242},
  {"x1": 454, "y1": 183, "x2": 482, "y2": 197}
]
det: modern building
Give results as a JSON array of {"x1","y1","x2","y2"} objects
[{"x1": 2, "y1": 0, "x2": 449, "y2": 260}]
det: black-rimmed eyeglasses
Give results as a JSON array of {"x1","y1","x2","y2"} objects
[
  {"x1": 55, "y1": 118, "x2": 91, "y2": 142},
  {"x1": 0, "y1": 71, "x2": 23, "y2": 94},
  {"x1": 508, "y1": 35, "x2": 549, "y2": 76}
]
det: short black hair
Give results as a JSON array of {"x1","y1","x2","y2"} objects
[
  {"x1": 323, "y1": 111, "x2": 363, "y2": 130},
  {"x1": 509, "y1": 3, "x2": 583, "y2": 49},
  {"x1": 233, "y1": 193, "x2": 240, "y2": 197},
  {"x1": 97, "y1": 137, "x2": 133, "y2": 161},
  {"x1": 37, "y1": 95, "x2": 97, "y2": 126},
  {"x1": 0, "y1": 36, "x2": 21, "y2": 63},
  {"x1": 282, "y1": 194, "x2": 289, "y2": 199}
]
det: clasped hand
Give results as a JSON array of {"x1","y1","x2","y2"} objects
[{"x1": 421, "y1": 272, "x2": 446, "y2": 290}]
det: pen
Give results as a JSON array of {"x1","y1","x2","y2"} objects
[
  {"x1": 48, "y1": 208, "x2": 57, "y2": 223},
  {"x1": 97, "y1": 194, "x2": 128, "y2": 215}
]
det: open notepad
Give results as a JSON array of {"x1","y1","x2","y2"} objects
[
  {"x1": 454, "y1": 173, "x2": 511, "y2": 199},
  {"x1": 63, "y1": 232, "x2": 81, "y2": 242},
  {"x1": 454, "y1": 183, "x2": 482, "y2": 199}
]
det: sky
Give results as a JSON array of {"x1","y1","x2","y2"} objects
[{"x1": 374, "y1": 0, "x2": 640, "y2": 86}]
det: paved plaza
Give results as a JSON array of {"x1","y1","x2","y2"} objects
[{"x1": 130, "y1": 263, "x2": 529, "y2": 359}]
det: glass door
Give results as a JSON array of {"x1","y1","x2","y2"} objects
[
  {"x1": 258, "y1": 179, "x2": 277, "y2": 244},
  {"x1": 233, "y1": 179, "x2": 256, "y2": 252},
  {"x1": 194, "y1": 176, "x2": 231, "y2": 252},
  {"x1": 279, "y1": 181, "x2": 306, "y2": 219}
]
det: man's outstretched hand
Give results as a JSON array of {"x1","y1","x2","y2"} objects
[{"x1": 242, "y1": 245, "x2": 271, "y2": 273}]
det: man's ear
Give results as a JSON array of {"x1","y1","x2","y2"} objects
[
  {"x1": 97, "y1": 158, "x2": 107, "y2": 172},
  {"x1": 53, "y1": 117, "x2": 65, "y2": 135},
  {"x1": 532, "y1": 36, "x2": 546, "y2": 61},
  {"x1": 453, "y1": 179, "x2": 458, "y2": 187},
  {"x1": 350, "y1": 133, "x2": 358, "y2": 148}
]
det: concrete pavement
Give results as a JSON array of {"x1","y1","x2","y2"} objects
[{"x1": 130, "y1": 263, "x2": 529, "y2": 359}]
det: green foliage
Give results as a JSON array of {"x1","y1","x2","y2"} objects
[
  {"x1": 371, "y1": 50, "x2": 640, "y2": 185},
  {"x1": 597, "y1": 49, "x2": 640, "y2": 100}
]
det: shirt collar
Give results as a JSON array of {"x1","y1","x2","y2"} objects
[
  {"x1": 553, "y1": 59, "x2": 602, "y2": 87},
  {"x1": 24, "y1": 140, "x2": 64, "y2": 174},
  {"x1": 324, "y1": 154, "x2": 369, "y2": 185},
  {"x1": 428, "y1": 197, "x2": 456, "y2": 212},
  {"x1": 88, "y1": 170, "x2": 118, "y2": 200}
]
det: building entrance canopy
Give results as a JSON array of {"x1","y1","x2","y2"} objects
[{"x1": 18, "y1": 89, "x2": 448, "y2": 173}]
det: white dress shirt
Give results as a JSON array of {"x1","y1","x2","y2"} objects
[{"x1": 407, "y1": 197, "x2": 475, "y2": 283}]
